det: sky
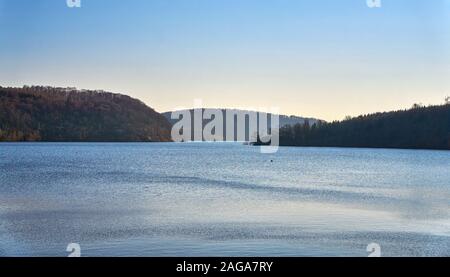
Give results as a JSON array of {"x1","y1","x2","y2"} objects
[{"x1": 0, "y1": 0, "x2": 449, "y2": 121}]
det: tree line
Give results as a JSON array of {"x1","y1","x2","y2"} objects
[
  {"x1": 258, "y1": 102, "x2": 450, "y2": 150},
  {"x1": 0, "y1": 86, "x2": 172, "y2": 142}
]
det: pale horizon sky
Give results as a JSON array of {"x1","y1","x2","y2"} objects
[{"x1": 1, "y1": 0, "x2": 449, "y2": 121}]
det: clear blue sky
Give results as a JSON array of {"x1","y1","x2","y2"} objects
[{"x1": 1, "y1": 0, "x2": 449, "y2": 120}]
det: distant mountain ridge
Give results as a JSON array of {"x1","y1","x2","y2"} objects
[
  {"x1": 163, "y1": 109, "x2": 321, "y2": 141},
  {"x1": 0, "y1": 86, "x2": 172, "y2": 142}
]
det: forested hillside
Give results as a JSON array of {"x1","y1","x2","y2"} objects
[
  {"x1": 272, "y1": 104, "x2": 450, "y2": 150},
  {"x1": 0, "y1": 86, "x2": 172, "y2": 142}
]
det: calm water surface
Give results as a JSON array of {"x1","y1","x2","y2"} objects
[{"x1": 0, "y1": 142, "x2": 449, "y2": 256}]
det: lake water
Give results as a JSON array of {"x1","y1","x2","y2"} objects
[{"x1": 0, "y1": 142, "x2": 449, "y2": 257}]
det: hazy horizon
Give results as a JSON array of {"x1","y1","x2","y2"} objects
[{"x1": 1, "y1": 0, "x2": 449, "y2": 121}]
